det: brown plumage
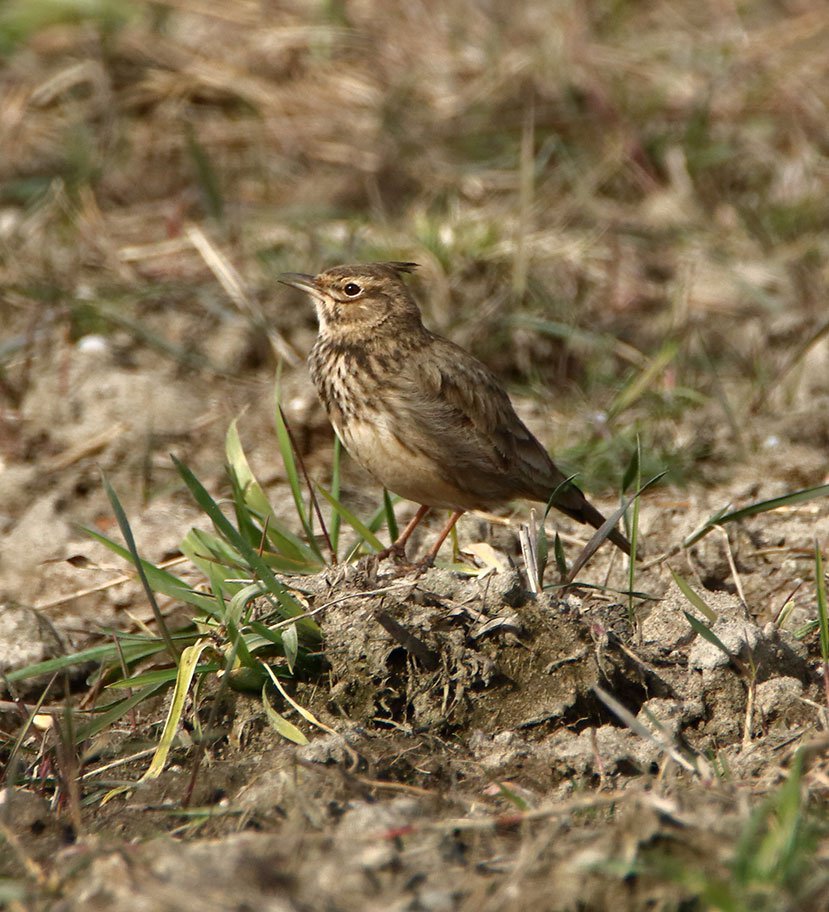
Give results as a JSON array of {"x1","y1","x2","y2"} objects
[{"x1": 280, "y1": 262, "x2": 631, "y2": 563}]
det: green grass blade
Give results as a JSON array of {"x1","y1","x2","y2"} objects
[
  {"x1": 76, "y1": 683, "x2": 168, "y2": 742},
  {"x1": 565, "y1": 472, "x2": 665, "y2": 584},
  {"x1": 180, "y1": 528, "x2": 248, "y2": 584},
  {"x1": 5, "y1": 642, "x2": 131, "y2": 684},
  {"x1": 101, "y1": 473, "x2": 179, "y2": 662},
  {"x1": 543, "y1": 473, "x2": 580, "y2": 520},
  {"x1": 366, "y1": 493, "x2": 399, "y2": 535},
  {"x1": 607, "y1": 339, "x2": 679, "y2": 420},
  {"x1": 626, "y1": 437, "x2": 642, "y2": 622},
  {"x1": 535, "y1": 517, "x2": 548, "y2": 584},
  {"x1": 316, "y1": 484, "x2": 383, "y2": 553},
  {"x1": 227, "y1": 581, "x2": 264, "y2": 626},
  {"x1": 226, "y1": 419, "x2": 323, "y2": 565},
  {"x1": 684, "y1": 483, "x2": 829, "y2": 547},
  {"x1": 141, "y1": 639, "x2": 212, "y2": 781},
  {"x1": 684, "y1": 611, "x2": 731, "y2": 657},
  {"x1": 330, "y1": 435, "x2": 343, "y2": 558},
  {"x1": 273, "y1": 393, "x2": 316, "y2": 545},
  {"x1": 172, "y1": 456, "x2": 320, "y2": 641},
  {"x1": 185, "y1": 122, "x2": 224, "y2": 222},
  {"x1": 383, "y1": 488, "x2": 399, "y2": 543},
  {"x1": 247, "y1": 620, "x2": 285, "y2": 648},
  {"x1": 671, "y1": 569, "x2": 717, "y2": 623},
  {"x1": 261, "y1": 685, "x2": 308, "y2": 745},
  {"x1": 553, "y1": 532, "x2": 567, "y2": 578},
  {"x1": 107, "y1": 664, "x2": 220, "y2": 689},
  {"x1": 545, "y1": 580, "x2": 660, "y2": 601},
  {"x1": 6, "y1": 631, "x2": 199, "y2": 685},
  {"x1": 83, "y1": 526, "x2": 219, "y2": 614},
  {"x1": 621, "y1": 441, "x2": 640, "y2": 495}
]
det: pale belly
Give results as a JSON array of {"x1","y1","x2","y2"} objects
[{"x1": 335, "y1": 416, "x2": 477, "y2": 511}]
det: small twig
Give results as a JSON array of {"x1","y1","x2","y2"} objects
[
  {"x1": 593, "y1": 685, "x2": 701, "y2": 775},
  {"x1": 43, "y1": 421, "x2": 128, "y2": 473},
  {"x1": 639, "y1": 544, "x2": 681, "y2": 571},
  {"x1": 79, "y1": 748, "x2": 157, "y2": 780},
  {"x1": 0, "y1": 699, "x2": 94, "y2": 715},
  {"x1": 743, "y1": 677, "x2": 756, "y2": 749},
  {"x1": 719, "y1": 527, "x2": 747, "y2": 608},
  {"x1": 414, "y1": 793, "x2": 623, "y2": 835},
  {"x1": 518, "y1": 511, "x2": 541, "y2": 594},
  {"x1": 35, "y1": 555, "x2": 188, "y2": 611}
]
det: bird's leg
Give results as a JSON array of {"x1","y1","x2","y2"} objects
[
  {"x1": 376, "y1": 504, "x2": 430, "y2": 562},
  {"x1": 417, "y1": 510, "x2": 464, "y2": 569}
]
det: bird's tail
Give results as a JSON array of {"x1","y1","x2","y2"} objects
[{"x1": 552, "y1": 485, "x2": 632, "y2": 556}]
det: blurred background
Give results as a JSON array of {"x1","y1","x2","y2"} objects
[{"x1": 1, "y1": 0, "x2": 829, "y2": 601}]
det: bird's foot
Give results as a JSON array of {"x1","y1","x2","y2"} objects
[
  {"x1": 375, "y1": 541, "x2": 409, "y2": 563},
  {"x1": 410, "y1": 554, "x2": 435, "y2": 578}
]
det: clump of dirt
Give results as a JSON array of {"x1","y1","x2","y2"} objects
[{"x1": 4, "y1": 556, "x2": 827, "y2": 912}]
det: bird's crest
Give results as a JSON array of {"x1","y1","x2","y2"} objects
[{"x1": 385, "y1": 261, "x2": 419, "y2": 276}]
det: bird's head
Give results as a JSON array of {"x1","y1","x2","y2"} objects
[{"x1": 279, "y1": 262, "x2": 423, "y2": 339}]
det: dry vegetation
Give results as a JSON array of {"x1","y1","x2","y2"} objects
[{"x1": 2, "y1": 1, "x2": 829, "y2": 910}]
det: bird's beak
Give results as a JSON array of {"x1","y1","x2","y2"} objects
[{"x1": 278, "y1": 272, "x2": 318, "y2": 296}]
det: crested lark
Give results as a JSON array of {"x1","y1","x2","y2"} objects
[{"x1": 280, "y1": 262, "x2": 631, "y2": 565}]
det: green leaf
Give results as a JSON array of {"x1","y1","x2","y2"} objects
[
  {"x1": 83, "y1": 526, "x2": 218, "y2": 615},
  {"x1": 553, "y1": 532, "x2": 567, "y2": 578},
  {"x1": 684, "y1": 483, "x2": 829, "y2": 547},
  {"x1": 76, "y1": 683, "x2": 168, "y2": 742},
  {"x1": 330, "y1": 435, "x2": 343, "y2": 557},
  {"x1": 282, "y1": 623, "x2": 298, "y2": 674},
  {"x1": 383, "y1": 488, "x2": 399, "y2": 543},
  {"x1": 141, "y1": 639, "x2": 212, "y2": 781},
  {"x1": 101, "y1": 473, "x2": 180, "y2": 663},
  {"x1": 226, "y1": 419, "x2": 323, "y2": 566},
  {"x1": 227, "y1": 582, "x2": 265, "y2": 626},
  {"x1": 172, "y1": 456, "x2": 320, "y2": 641},
  {"x1": 274, "y1": 393, "x2": 316, "y2": 545},
  {"x1": 671, "y1": 569, "x2": 717, "y2": 622},
  {"x1": 261, "y1": 685, "x2": 308, "y2": 745},
  {"x1": 316, "y1": 484, "x2": 383, "y2": 553},
  {"x1": 684, "y1": 611, "x2": 731, "y2": 657}
]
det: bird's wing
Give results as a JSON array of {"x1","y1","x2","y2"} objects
[{"x1": 390, "y1": 335, "x2": 569, "y2": 506}]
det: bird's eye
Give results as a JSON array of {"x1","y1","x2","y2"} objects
[{"x1": 343, "y1": 282, "x2": 362, "y2": 297}]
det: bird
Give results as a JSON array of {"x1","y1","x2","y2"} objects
[{"x1": 279, "y1": 261, "x2": 631, "y2": 566}]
